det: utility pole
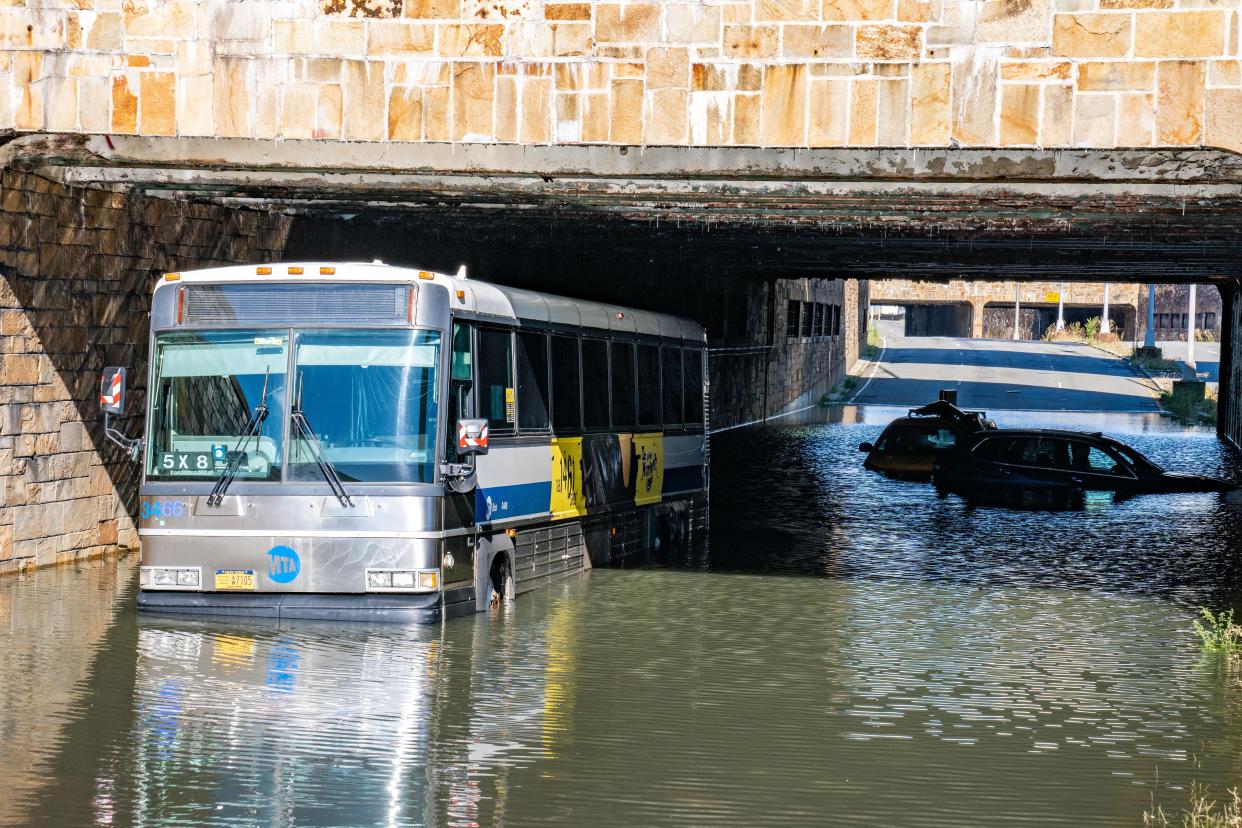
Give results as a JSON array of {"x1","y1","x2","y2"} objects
[
  {"x1": 1102, "y1": 284, "x2": 1111, "y2": 335},
  {"x1": 1056, "y1": 282, "x2": 1066, "y2": 331},
  {"x1": 1144, "y1": 284, "x2": 1156, "y2": 348},
  {"x1": 1013, "y1": 284, "x2": 1021, "y2": 340},
  {"x1": 1187, "y1": 283, "x2": 1197, "y2": 373}
]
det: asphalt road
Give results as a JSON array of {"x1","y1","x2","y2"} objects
[{"x1": 851, "y1": 327, "x2": 1161, "y2": 413}]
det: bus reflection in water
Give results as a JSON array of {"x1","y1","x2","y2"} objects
[{"x1": 105, "y1": 262, "x2": 709, "y2": 623}]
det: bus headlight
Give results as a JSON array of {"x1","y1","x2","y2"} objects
[
  {"x1": 142, "y1": 566, "x2": 201, "y2": 589},
  {"x1": 365, "y1": 569, "x2": 439, "y2": 592}
]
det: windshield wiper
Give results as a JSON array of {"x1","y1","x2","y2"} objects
[
  {"x1": 207, "y1": 368, "x2": 270, "y2": 507},
  {"x1": 292, "y1": 373, "x2": 354, "y2": 509}
]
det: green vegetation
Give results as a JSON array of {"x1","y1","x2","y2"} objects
[
  {"x1": 1160, "y1": 387, "x2": 1217, "y2": 426},
  {"x1": 1193, "y1": 608, "x2": 1242, "y2": 655},
  {"x1": 1133, "y1": 351, "x2": 1184, "y2": 376},
  {"x1": 863, "y1": 325, "x2": 882, "y2": 360},
  {"x1": 843, "y1": 375, "x2": 859, "y2": 391},
  {"x1": 1145, "y1": 784, "x2": 1242, "y2": 827}
]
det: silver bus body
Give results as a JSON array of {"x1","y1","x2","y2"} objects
[{"x1": 134, "y1": 263, "x2": 709, "y2": 623}]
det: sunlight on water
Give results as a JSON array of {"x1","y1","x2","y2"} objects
[{"x1": 3, "y1": 410, "x2": 1241, "y2": 827}]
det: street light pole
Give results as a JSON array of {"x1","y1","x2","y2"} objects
[
  {"x1": 1144, "y1": 284, "x2": 1156, "y2": 349},
  {"x1": 1056, "y1": 282, "x2": 1066, "y2": 331},
  {"x1": 1102, "y1": 284, "x2": 1111, "y2": 335},
  {"x1": 1187, "y1": 283, "x2": 1197, "y2": 373}
]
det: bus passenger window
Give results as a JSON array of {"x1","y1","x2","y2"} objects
[
  {"x1": 611, "y1": 342, "x2": 636, "y2": 429},
  {"x1": 637, "y1": 344, "x2": 660, "y2": 427},
  {"x1": 661, "y1": 346, "x2": 682, "y2": 426},
  {"x1": 582, "y1": 339, "x2": 609, "y2": 430},
  {"x1": 516, "y1": 331, "x2": 549, "y2": 431},
  {"x1": 551, "y1": 335, "x2": 580, "y2": 432},
  {"x1": 682, "y1": 349, "x2": 704, "y2": 425},
  {"x1": 477, "y1": 327, "x2": 514, "y2": 431}
]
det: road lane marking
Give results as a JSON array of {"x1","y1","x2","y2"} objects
[{"x1": 847, "y1": 335, "x2": 888, "y2": 404}]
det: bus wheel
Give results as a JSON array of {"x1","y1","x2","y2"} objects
[{"x1": 488, "y1": 553, "x2": 512, "y2": 609}]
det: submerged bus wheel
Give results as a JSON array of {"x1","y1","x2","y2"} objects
[{"x1": 488, "y1": 552, "x2": 512, "y2": 609}]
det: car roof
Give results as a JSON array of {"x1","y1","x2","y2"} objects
[{"x1": 970, "y1": 428, "x2": 1109, "y2": 440}]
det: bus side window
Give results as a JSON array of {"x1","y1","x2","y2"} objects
[
  {"x1": 637, "y1": 343, "x2": 660, "y2": 427},
  {"x1": 551, "y1": 335, "x2": 581, "y2": 433},
  {"x1": 477, "y1": 327, "x2": 515, "y2": 432},
  {"x1": 516, "y1": 331, "x2": 549, "y2": 431},
  {"x1": 582, "y1": 339, "x2": 609, "y2": 430},
  {"x1": 682, "y1": 348, "x2": 704, "y2": 426},
  {"x1": 611, "y1": 342, "x2": 636, "y2": 430},
  {"x1": 661, "y1": 345, "x2": 682, "y2": 428}
]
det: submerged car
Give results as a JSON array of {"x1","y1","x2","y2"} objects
[
  {"x1": 932, "y1": 429, "x2": 1236, "y2": 507},
  {"x1": 858, "y1": 400, "x2": 997, "y2": 481}
]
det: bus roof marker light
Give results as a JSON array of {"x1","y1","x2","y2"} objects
[
  {"x1": 256, "y1": 266, "x2": 272, "y2": 275},
  {"x1": 287, "y1": 266, "x2": 304, "y2": 275},
  {"x1": 418, "y1": 271, "x2": 434, "y2": 280},
  {"x1": 616, "y1": 312, "x2": 625, "y2": 320},
  {"x1": 163, "y1": 272, "x2": 180, "y2": 282},
  {"x1": 319, "y1": 266, "x2": 336, "y2": 275},
  {"x1": 456, "y1": 290, "x2": 465, "y2": 303}
]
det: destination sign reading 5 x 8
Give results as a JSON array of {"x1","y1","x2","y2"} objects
[{"x1": 157, "y1": 451, "x2": 227, "y2": 472}]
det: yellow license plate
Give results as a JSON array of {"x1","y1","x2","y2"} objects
[{"x1": 215, "y1": 569, "x2": 255, "y2": 591}]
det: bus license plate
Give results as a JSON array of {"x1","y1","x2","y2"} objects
[{"x1": 215, "y1": 569, "x2": 255, "y2": 591}]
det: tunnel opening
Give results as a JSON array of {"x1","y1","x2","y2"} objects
[{"x1": 3, "y1": 139, "x2": 1242, "y2": 570}]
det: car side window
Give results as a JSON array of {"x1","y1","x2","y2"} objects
[
  {"x1": 1069, "y1": 442, "x2": 1131, "y2": 475},
  {"x1": 973, "y1": 437, "x2": 1014, "y2": 462},
  {"x1": 1033, "y1": 438, "x2": 1069, "y2": 468}
]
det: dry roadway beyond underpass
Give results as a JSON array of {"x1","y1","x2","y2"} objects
[{"x1": 851, "y1": 327, "x2": 1162, "y2": 413}]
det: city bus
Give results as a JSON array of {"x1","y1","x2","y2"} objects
[{"x1": 101, "y1": 262, "x2": 709, "y2": 623}]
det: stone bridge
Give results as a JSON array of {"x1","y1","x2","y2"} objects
[{"x1": 3, "y1": 0, "x2": 1242, "y2": 569}]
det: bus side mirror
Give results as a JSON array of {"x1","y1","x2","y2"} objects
[
  {"x1": 100, "y1": 367, "x2": 127, "y2": 415},
  {"x1": 456, "y1": 419, "x2": 489, "y2": 457},
  {"x1": 100, "y1": 366, "x2": 143, "y2": 461},
  {"x1": 858, "y1": 441, "x2": 874, "y2": 453}
]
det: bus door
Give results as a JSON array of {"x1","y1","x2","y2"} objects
[{"x1": 446, "y1": 322, "x2": 476, "y2": 527}]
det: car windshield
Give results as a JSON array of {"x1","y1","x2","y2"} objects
[
  {"x1": 289, "y1": 329, "x2": 441, "y2": 484},
  {"x1": 147, "y1": 330, "x2": 288, "y2": 481}
]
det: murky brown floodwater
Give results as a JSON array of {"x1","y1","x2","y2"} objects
[{"x1": 3, "y1": 408, "x2": 1242, "y2": 827}]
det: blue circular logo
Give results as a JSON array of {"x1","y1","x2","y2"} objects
[{"x1": 267, "y1": 546, "x2": 301, "y2": 583}]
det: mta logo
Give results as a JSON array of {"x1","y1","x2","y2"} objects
[{"x1": 267, "y1": 546, "x2": 301, "y2": 583}]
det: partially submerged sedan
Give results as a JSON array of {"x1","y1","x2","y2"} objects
[
  {"x1": 932, "y1": 429, "x2": 1236, "y2": 508},
  {"x1": 858, "y1": 400, "x2": 996, "y2": 481}
]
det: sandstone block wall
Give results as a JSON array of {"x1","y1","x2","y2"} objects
[
  {"x1": 0, "y1": 170, "x2": 291, "y2": 573},
  {"x1": 1, "y1": 0, "x2": 1240, "y2": 151}
]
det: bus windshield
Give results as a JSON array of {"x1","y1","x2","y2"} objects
[
  {"x1": 147, "y1": 330, "x2": 288, "y2": 481},
  {"x1": 289, "y1": 329, "x2": 441, "y2": 484}
]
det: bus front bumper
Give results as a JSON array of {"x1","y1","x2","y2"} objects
[{"x1": 136, "y1": 589, "x2": 470, "y2": 624}]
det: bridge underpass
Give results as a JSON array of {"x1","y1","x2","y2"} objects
[{"x1": 2, "y1": 136, "x2": 1242, "y2": 569}]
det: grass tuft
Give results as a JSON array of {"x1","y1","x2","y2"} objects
[
  {"x1": 1193, "y1": 608, "x2": 1242, "y2": 655},
  {"x1": 1146, "y1": 784, "x2": 1242, "y2": 827}
]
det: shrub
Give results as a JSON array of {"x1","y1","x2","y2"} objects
[{"x1": 1193, "y1": 608, "x2": 1242, "y2": 655}]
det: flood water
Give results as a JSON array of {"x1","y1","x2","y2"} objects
[{"x1": 4, "y1": 408, "x2": 1242, "y2": 827}]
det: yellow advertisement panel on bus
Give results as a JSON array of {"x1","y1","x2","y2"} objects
[
  {"x1": 550, "y1": 437, "x2": 586, "y2": 520},
  {"x1": 633, "y1": 432, "x2": 664, "y2": 506}
]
